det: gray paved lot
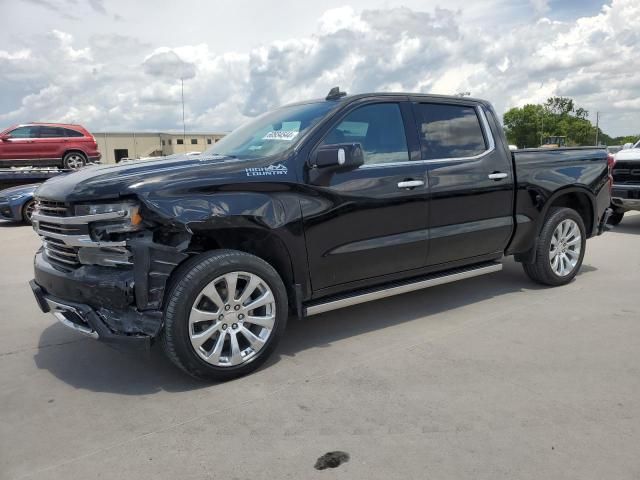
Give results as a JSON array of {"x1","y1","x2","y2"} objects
[{"x1": 0, "y1": 214, "x2": 639, "y2": 480}]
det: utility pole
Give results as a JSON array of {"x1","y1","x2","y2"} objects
[
  {"x1": 181, "y1": 77, "x2": 186, "y2": 152},
  {"x1": 595, "y1": 111, "x2": 600, "y2": 146}
]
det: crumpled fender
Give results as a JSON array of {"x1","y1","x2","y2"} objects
[{"x1": 139, "y1": 191, "x2": 288, "y2": 233}]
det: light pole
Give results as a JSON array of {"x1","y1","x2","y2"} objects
[
  {"x1": 595, "y1": 111, "x2": 600, "y2": 146},
  {"x1": 181, "y1": 76, "x2": 186, "y2": 152}
]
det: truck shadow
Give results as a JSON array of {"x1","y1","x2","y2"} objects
[
  {"x1": 33, "y1": 257, "x2": 598, "y2": 394},
  {"x1": 608, "y1": 214, "x2": 640, "y2": 235},
  {"x1": 275, "y1": 257, "x2": 597, "y2": 360},
  {"x1": 33, "y1": 333, "x2": 208, "y2": 394}
]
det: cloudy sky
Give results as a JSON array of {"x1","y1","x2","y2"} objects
[{"x1": 1, "y1": 0, "x2": 638, "y2": 136}]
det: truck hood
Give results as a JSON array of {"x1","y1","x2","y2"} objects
[
  {"x1": 614, "y1": 148, "x2": 640, "y2": 162},
  {"x1": 35, "y1": 153, "x2": 289, "y2": 202}
]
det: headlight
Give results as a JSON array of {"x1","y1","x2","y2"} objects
[
  {"x1": 75, "y1": 201, "x2": 144, "y2": 240},
  {"x1": 75, "y1": 201, "x2": 140, "y2": 218}
]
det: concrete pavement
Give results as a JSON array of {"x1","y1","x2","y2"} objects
[{"x1": 1, "y1": 214, "x2": 639, "y2": 479}]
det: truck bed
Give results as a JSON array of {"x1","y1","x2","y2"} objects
[{"x1": 506, "y1": 146, "x2": 610, "y2": 257}]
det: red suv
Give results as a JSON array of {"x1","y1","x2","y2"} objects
[{"x1": 0, "y1": 123, "x2": 101, "y2": 169}]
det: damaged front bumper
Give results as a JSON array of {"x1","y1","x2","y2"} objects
[{"x1": 30, "y1": 251, "x2": 165, "y2": 347}]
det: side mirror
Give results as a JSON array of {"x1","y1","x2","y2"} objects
[
  {"x1": 623, "y1": 142, "x2": 633, "y2": 150},
  {"x1": 311, "y1": 143, "x2": 364, "y2": 170},
  {"x1": 0, "y1": 134, "x2": 10, "y2": 142}
]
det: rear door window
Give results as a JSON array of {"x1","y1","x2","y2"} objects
[
  {"x1": 39, "y1": 127, "x2": 66, "y2": 138},
  {"x1": 415, "y1": 103, "x2": 487, "y2": 160}
]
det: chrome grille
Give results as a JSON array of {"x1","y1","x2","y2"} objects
[
  {"x1": 43, "y1": 237, "x2": 80, "y2": 267},
  {"x1": 38, "y1": 221, "x2": 84, "y2": 235},
  {"x1": 33, "y1": 198, "x2": 131, "y2": 269},
  {"x1": 36, "y1": 199, "x2": 70, "y2": 217}
]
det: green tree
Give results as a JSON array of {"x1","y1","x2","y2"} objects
[
  {"x1": 503, "y1": 104, "x2": 544, "y2": 148},
  {"x1": 545, "y1": 96, "x2": 574, "y2": 116},
  {"x1": 503, "y1": 96, "x2": 637, "y2": 147}
]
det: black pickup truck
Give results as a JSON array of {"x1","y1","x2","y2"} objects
[{"x1": 29, "y1": 89, "x2": 612, "y2": 380}]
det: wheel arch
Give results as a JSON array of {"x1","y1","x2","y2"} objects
[
  {"x1": 62, "y1": 149, "x2": 88, "y2": 164},
  {"x1": 516, "y1": 186, "x2": 596, "y2": 264},
  {"x1": 165, "y1": 227, "x2": 299, "y2": 314},
  {"x1": 539, "y1": 187, "x2": 595, "y2": 238}
]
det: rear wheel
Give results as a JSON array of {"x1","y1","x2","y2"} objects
[
  {"x1": 607, "y1": 211, "x2": 624, "y2": 226},
  {"x1": 522, "y1": 207, "x2": 586, "y2": 286},
  {"x1": 22, "y1": 199, "x2": 35, "y2": 224},
  {"x1": 63, "y1": 152, "x2": 86, "y2": 170},
  {"x1": 162, "y1": 250, "x2": 288, "y2": 381}
]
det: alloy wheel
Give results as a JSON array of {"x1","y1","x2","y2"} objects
[
  {"x1": 188, "y1": 271, "x2": 276, "y2": 367},
  {"x1": 24, "y1": 201, "x2": 35, "y2": 222},
  {"x1": 65, "y1": 154, "x2": 85, "y2": 169},
  {"x1": 549, "y1": 219, "x2": 581, "y2": 277}
]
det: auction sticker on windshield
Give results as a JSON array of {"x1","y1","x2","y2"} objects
[{"x1": 262, "y1": 131, "x2": 299, "y2": 141}]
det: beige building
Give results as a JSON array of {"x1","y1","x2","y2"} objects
[{"x1": 93, "y1": 132, "x2": 226, "y2": 164}]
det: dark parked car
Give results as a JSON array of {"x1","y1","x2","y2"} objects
[
  {"x1": 29, "y1": 89, "x2": 612, "y2": 381},
  {"x1": 0, "y1": 183, "x2": 38, "y2": 223},
  {"x1": 0, "y1": 123, "x2": 101, "y2": 169}
]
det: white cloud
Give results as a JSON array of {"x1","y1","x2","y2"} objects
[
  {"x1": 0, "y1": 1, "x2": 638, "y2": 136},
  {"x1": 530, "y1": 0, "x2": 550, "y2": 16}
]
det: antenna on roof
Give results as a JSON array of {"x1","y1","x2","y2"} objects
[{"x1": 326, "y1": 86, "x2": 347, "y2": 100}]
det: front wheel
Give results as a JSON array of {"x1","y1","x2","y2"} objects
[
  {"x1": 522, "y1": 207, "x2": 586, "y2": 286},
  {"x1": 22, "y1": 199, "x2": 35, "y2": 224},
  {"x1": 162, "y1": 250, "x2": 288, "y2": 381}
]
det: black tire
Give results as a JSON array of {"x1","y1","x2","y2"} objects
[
  {"x1": 522, "y1": 207, "x2": 586, "y2": 286},
  {"x1": 162, "y1": 250, "x2": 288, "y2": 381},
  {"x1": 607, "y1": 211, "x2": 624, "y2": 226},
  {"x1": 21, "y1": 199, "x2": 35, "y2": 224},
  {"x1": 62, "y1": 151, "x2": 86, "y2": 170}
]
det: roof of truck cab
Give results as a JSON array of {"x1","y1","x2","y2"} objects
[{"x1": 281, "y1": 92, "x2": 491, "y2": 108}]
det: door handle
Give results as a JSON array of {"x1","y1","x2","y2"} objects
[
  {"x1": 397, "y1": 180, "x2": 424, "y2": 189},
  {"x1": 488, "y1": 172, "x2": 508, "y2": 180}
]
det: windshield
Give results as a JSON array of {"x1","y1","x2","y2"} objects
[{"x1": 205, "y1": 101, "x2": 337, "y2": 159}]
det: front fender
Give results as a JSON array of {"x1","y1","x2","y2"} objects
[
  {"x1": 141, "y1": 191, "x2": 288, "y2": 232},
  {"x1": 137, "y1": 190, "x2": 310, "y2": 302}
]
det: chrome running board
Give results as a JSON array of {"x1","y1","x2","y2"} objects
[{"x1": 304, "y1": 262, "x2": 503, "y2": 316}]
